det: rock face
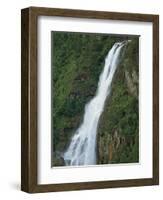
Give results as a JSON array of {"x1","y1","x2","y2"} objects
[
  {"x1": 97, "y1": 39, "x2": 139, "y2": 164},
  {"x1": 125, "y1": 70, "x2": 138, "y2": 97},
  {"x1": 53, "y1": 151, "x2": 65, "y2": 166}
]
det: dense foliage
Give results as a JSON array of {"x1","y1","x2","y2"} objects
[{"x1": 52, "y1": 31, "x2": 139, "y2": 166}]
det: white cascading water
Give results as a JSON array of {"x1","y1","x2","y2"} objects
[{"x1": 63, "y1": 41, "x2": 127, "y2": 166}]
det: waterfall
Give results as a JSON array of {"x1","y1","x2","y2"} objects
[{"x1": 63, "y1": 41, "x2": 127, "y2": 166}]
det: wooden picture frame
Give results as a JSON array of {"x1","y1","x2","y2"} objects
[{"x1": 21, "y1": 7, "x2": 159, "y2": 193}]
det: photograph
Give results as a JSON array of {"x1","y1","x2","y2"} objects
[
  {"x1": 52, "y1": 31, "x2": 139, "y2": 167},
  {"x1": 21, "y1": 7, "x2": 159, "y2": 193}
]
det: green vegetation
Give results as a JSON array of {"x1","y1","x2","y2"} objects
[{"x1": 52, "y1": 31, "x2": 139, "y2": 166}]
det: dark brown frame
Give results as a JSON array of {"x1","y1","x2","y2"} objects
[{"x1": 21, "y1": 6, "x2": 159, "y2": 193}]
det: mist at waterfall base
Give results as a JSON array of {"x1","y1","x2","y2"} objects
[{"x1": 63, "y1": 41, "x2": 127, "y2": 166}]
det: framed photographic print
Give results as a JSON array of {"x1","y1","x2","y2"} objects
[{"x1": 21, "y1": 7, "x2": 159, "y2": 193}]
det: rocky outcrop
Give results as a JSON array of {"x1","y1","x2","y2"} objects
[
  {"x1": 125, "y1": 69, "x2": 138, "y2": 98},
  {"x1": 98, "y1": 130, "x2": 126, "y2": 164},
  {"x1": 52, "y1": 151, "x2": 65, "y2": 166}
]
